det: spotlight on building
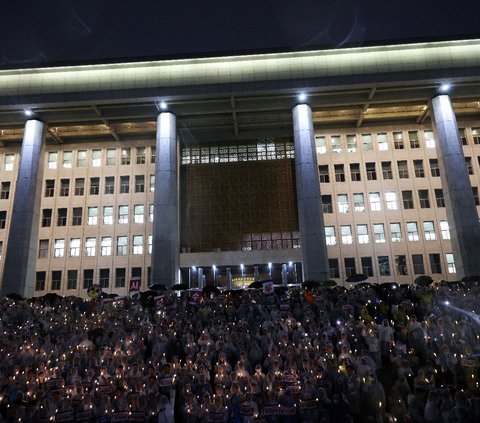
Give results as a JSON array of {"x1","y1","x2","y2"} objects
[
  {"x1": 160, "y1": 101, "x2": 168, "y2": 110},
  {"x1": 24, "y1": 109, "x2": 33, "y2": 117},
  {"x1": 439, "y1": 83, "x2": 451, "y2": 93},
  {"x1": 298, "y1": 92, "x2": 307, "y2": 102},
  {"x1": 288, "y1": 261, "x2": 293, "y2": 266}
]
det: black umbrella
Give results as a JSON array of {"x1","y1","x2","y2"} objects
[
  {"x1": 248, "y1": 281, "x2": 263, "y2": 289},
  {"x1": 171, "y1": 283, "x2": 189, "y2": 291},
  {"x1": 357, "y1": 282, "x2": 372, "y2": 288},
  {"x1": 5, "y1": 292, "x2": 23, "y2": 301},
  {"x1": 302, "y1": 280, "x2": 321, "y2": 290},
  {"x1": 319, "y1": 279, "x2": 337, "y2": 288},
  {"x1": 414, "y1": 275, "x2": 433, "y2": 286},
  {"x1": 149, "y1": 283, "x2": 169, "y2": 291},
  {"x1": 203, "y1": 285, "x2": 221, "y2": 296},
  {"x1": 461, "y1": 275, "x2": 480, "y2": 283},
  {"x1": 379, "y1": 282, "x2": 400, "y2": 290},
  {"x1": 346, "y1": 273, "x2": 368, "y2": 283},
  {"x1": 41, "y1": 292, "x2": 63, "y2": 305}
]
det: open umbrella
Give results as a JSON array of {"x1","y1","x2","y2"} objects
[
  {"x1": 346, "y1": 273, "x2": 368, "y2": 283},
  {"x1": 302, "y1": 280, "x2": 321, "y2": 290},
  {"x1": 319, "y1": 279, "x2": 337, "y2": 288},
  {"x1": 248, "y1": 281, "x2": 263, "y2": 289},
  {"x1": 203, "y1": 285, "x2": 221, "y2": 297},
  {"x1": 5, "y1": 292, "x2": 23, "y2": 301},
  {"x1": 414, "y1": 275, "x2": 433, "y2": 286},
  {"x1": 461, "y1": 275, "x2": 480, "y2": 283},
  {"x1": 171, "y1": 283, "x2": 189, "y2": 291},
  {"x1": 149, "y1": 283, "x2": 169, "y2": 292}
]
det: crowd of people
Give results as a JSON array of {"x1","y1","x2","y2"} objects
[{"x1": 0, "y1": 280, "x2": 479, "y2": 422}]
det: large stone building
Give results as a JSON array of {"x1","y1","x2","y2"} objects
[{"x1": 1, "y1": 38, "x2": 480, "y2": 297}]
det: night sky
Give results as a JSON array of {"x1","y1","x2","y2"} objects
[{"x1": 1, "y1": 0, "x2": 479, "y2": 67}]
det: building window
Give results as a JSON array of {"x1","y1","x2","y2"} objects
[
  {"x1": 135, "y1": 175, "x2": 145, "y2": 193},
  {"x1": 346, "y1": 135, "x2": 357, "y2": 152},
  {"x1": 362, "y1": 134, "x2": 373, "y2": 151},
  {"x1": 133, "y1": 235, "x2": 143, "y2": 254},
  {"x1": 92, "y1": 149, "x2": 101, "y2": 167},
  {"x1": 397, "y1": 160, "x2": 409, "y2": 179},
  {"x1": 47, "y1": 152, "x2": 58, "y2": 169},
  {"x1": 374, "y1": 223, "x2": 386, "y2": 243},
  {"x1": 402, "y1": 190, "x2": 414, "y2": 209},
  {"x1": 120, "y1": 176, "x2": 130, "y2": 193},
  {"x1": 45, "y1": 180, "x2": 55, "y2": 197},
  {"x1": 77, "y1": 150, "x2": 87, "y2": 167},
  {"x1": 350, "y1": 163, "x2": 361, "y2": 181},
  {"x1": 72, "y1": 207, "x2": 82, "y2": 226},
  {"x1": 361, "y1": 257, "x2": 374, "y2": 276},
  {"x1": 89, "y1": 177, "x2": 100, "y2": 195},
  {"x1": 54, "y1": 239, "x2": 65, "y2": 258},
  {"x1": 104, "y1": 176, "x2": 115, "y2": 194},
  {"x1": 395, "y1": 255, "x2": 408, "y2": 275},
  {"x1": 0, "y1": 211, "x2": 5, "y2": 229},
  {"x1": 107, "y1": 148, "x2": 116, "y2": 165},
  {"x1": 35, "y1": 271, "x2": 46, "y2": 291},
  {"x1": 59, "y1": 179, "x2": 69, "y2": 196},
  {"x1": 385, "y1": 192, "x2": 398, "y2": 210},
  {"x1": 341, "y1": 225, "x2": 353, "y2": 245},
  {"x1": 325, "y1": 226, "x2": 336, "y2": 246},
  {"x1": 329, "y1": 258, "x2": 340, "y2": 278},
  {"x1": 466, "y1": 157, "x2": 474, "y2": 175},
  {"x1": 369, "y1": 192, "x2": 381, "y2": 211},
  {"x1": 414, "y1": 160, "x2": 425, "y2": 177},
  {"x1": 393, "y1": 132, "x2": 404, "y2": 149},
  {"x1": 424, "y1": 131, "x2": 435, "y2": 148},
  {"x1": 334, "y1": 164, "x2": 345, "y2": 182},
  {"x1": 412, "y1": 254, "x2": 425, "y2": 274},
  {"x1": 115, "y1": 268, "x2": 126, "y2": 288},
  {"x1": 57, "y1": 208, "x2": 67, "y2": 226},
  {"x1": 101, "y1": 237, "x2": 112, "y2": 256},
  {"x1": 337, "y1": 194, "x2": 349, "y2": 213},
  {"x1": 357, "y1": 224, "x2": 369, "y2": 244},
  {"x1": 390, "y1": 222, "x2": 402, "y2": 242},
  {"x1": 446, "y1": 253, "x2": 456, "y2": 274},
  {"x1": 321, "y1": 195, "x2": 333, "y2": 213},
  {"x1": 434, "y1": 189, "x2": 445, "y2": 207},
  {"x1": 366, "y1": 162, "x2": 377, "y2": 180},
  {"x1": 85, "y1": 237, "x2": 96, "y2": 256},
  {"x1": 42, "y1": 209, "x2": 52, "y2": 227},
  {"x1": 38, "y1": 239, "x2": 49, "y2": 259},
  {"x1": 134, "y1": 204, "x2": 144, "y2": 223},
  {"x1": 83, "y1": 269, "x2": 94, "y2": 289},
  {"x1": 316, "y1": 136, "x2": 327, "y2": 154},
  {"x1": 67, "y1": 270, "x2": 78, "y2": 290},
  {"x1": 473, "y1": 187, "x2": 479, "y2": 206},
  {"x1": 353, "y1": 193, "x2": 365, "y2": 212},
  {"x1": 121, "y1": 148, "x2": 131, "y2": 165},
  {"x1": 473, "y1": 128, "x2": 480, "y2": 144},
  {"x1": 459, "y1": 128, "x2": 467, "y2": 145},
  {"x1": 407, "y1": 222, "x2": 419, "y2": 241},
  {"x1": 51, "y1": 271, "x2": 62, "y2": 291},
  {"x1": 381, "y1": 161, "x2": 393, "y2": 179},
  {"x1": 132, "y1": 267, "x2": 142, "y2": 285},
  {"x1": 1, "y1": 182, "x2": 10, "y2": 199},
  {"x1": 418, "y1": 189, "x2": 430, "y2": 208},
  {"x1": 440, "y1": 220, "x2": 450, "y2": 240},
  {"x1": 429, "y1": 159, "x2": 440, "y2": 177},
  {"x1": 100, "y1": 268, "x2": 110, "y2": 288},
  {"x1": 118, "y1": 205, "x2": 129, "y2": 224},
  {"x1": 319, "y1": 165, "x2": 330, "y2": 183},
  {"x1": 408, "y1": 131, "x2": 419, "y2": 148},
  {"x1": 117, "y1": 236, "x2": 127, "y2": 255},
  {"x1": 4, "y1": 154, "x2": 14, "y2": 171},
  {"x1": 331, "y1": 136, "x2": 342, "y2": 153},
  {"x1": 149, "y1": 204, "x2": 154, "y2": 222},
  {"x1": 377, "y1": 133, "x2": 389, "y2": 151},
  {"x1": 378, "y1": 256, "x2": 391, "y2": 276},
  {"x1": 75, "y1": 178, "x2": 85, "y2": 196},
  {"x1": 69, "y1": 238, "x2": 80, "y2": 257},
  {"x1": 344, "y1": 257, "x2": 356, "y2": 277},
  {"x1": 103, "y1": 206, "x2": 113, "y2": 225},
  {"x1": 150, "y1": 175, "x2": 155, "y2": 192},
  {"x1": 136, "y1": 147, "x2": 146, "y2": 164},
  {"x1": 429, "y1": 253, "x2": 442, "y2": 274},
  {"x1": 148, "y1": 234, "x2": 152, "y2": 254},
  {"x1": 423, "y1": 221, "x2": 436, "y2": 241},
  {"x1": 87, "y1": 207, "x2": 98, "y2": 225}
]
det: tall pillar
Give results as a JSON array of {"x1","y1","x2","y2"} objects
[
  {"x1": 151, "y1": 112, "x2": 180, "y2": 286},
  {"x1": 292, "y1": 103, "x2": 329, "y2": 281},
  {"x1": 430, "y1": 94, "x2": 480, "y2": 279},
  {"x1": 1, "y1": 120, "x2": 45, "y2": 298}
]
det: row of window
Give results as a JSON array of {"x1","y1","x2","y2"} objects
[
  {"x1": 328, "y1": 252, "x2": 454, "y2": 279},
  {"x1": 43, "y1": 175, "x2": 154, "y2": 198},
  {"x1": 324, "y1": 220, "x2": 450, "y2": 246},
  {"x1": 35, "y1": 267, "x2": 144, "y2": 291},
  {"x1": 321, "y1": 188, "x2": 479, "y2": 214},
  {"x1": 40, "y1": 235, "x2": 153, "y2": 259},
  {"x1": 41, "y1": 204, "x2": 154, "y2": 227}
]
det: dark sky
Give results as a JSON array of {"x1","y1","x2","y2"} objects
[{"x1": 1, "y1": 0, "x2": 479, "y2": 67}]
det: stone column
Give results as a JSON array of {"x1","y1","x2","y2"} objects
[
  {"x1": 151, "y1": 112, "x2": 180, "y2": 286},
  {"x1": 430, "y1": 94, "x2": 480, "y2": 279},
  {"x1": 292, "y1": 103, "x2": 329, "y2": 281},
  {"x1": 1, "y1": 120, "x2": 45, "y2": 298}
]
